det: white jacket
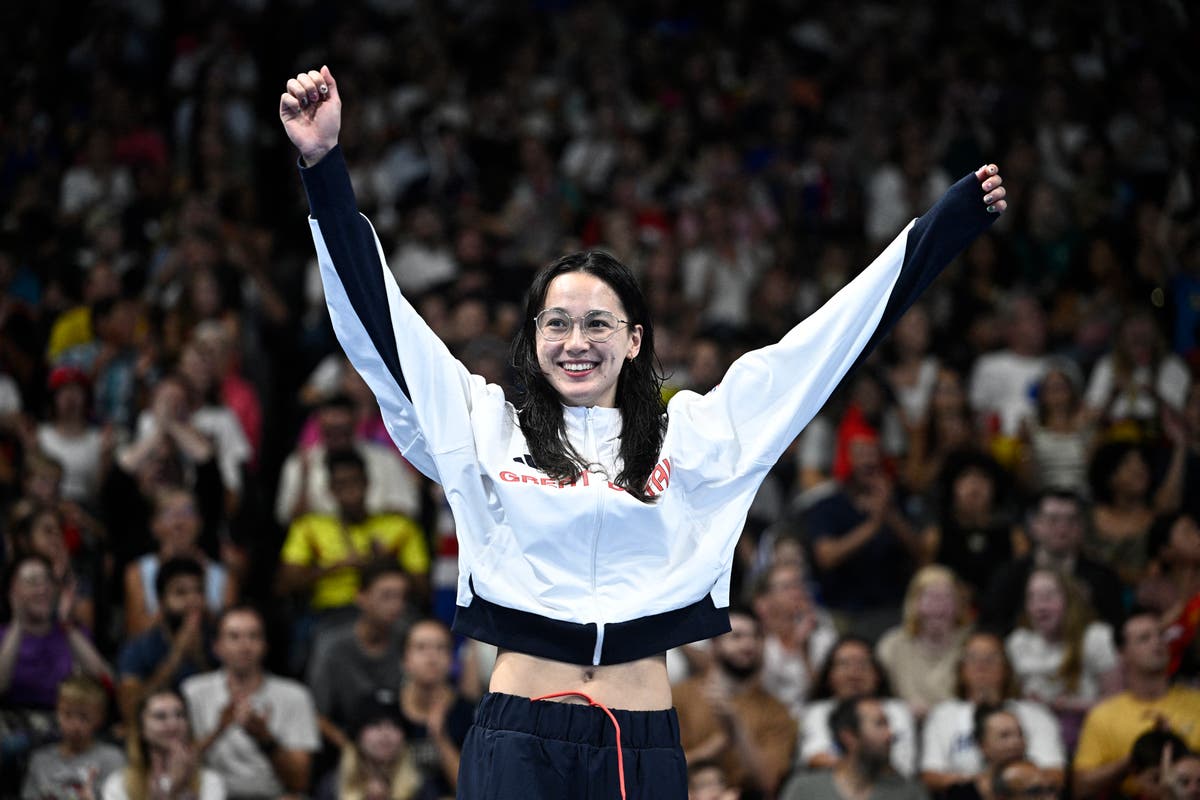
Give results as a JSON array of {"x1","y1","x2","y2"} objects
[{"x1": 301, "y1": 147, "x2": 993, "y2": 665}]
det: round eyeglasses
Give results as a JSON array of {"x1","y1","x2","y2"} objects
[{"x1": 534, "y1": 309, "x2": 629, "y2": 343}]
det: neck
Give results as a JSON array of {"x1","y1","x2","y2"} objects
[
  {"x1": 226, "y1": 668, "x2": 263, "y2": 693},
  {"x1": 1110, "y1": 492, "x2": 1142, "y2": 512},
  {"x1": 343, "y1": 508, "x2": 368, "y2": 525},
  {"x1": 59, "y1": 739, "x2": 90, "y2": 757},
  {"x1": 19, "y1": 615, "x2": 52, "y2": 636},
  {"x1": 920, "y1": 624, "x2": 953, "y2": 647},
  {"x1": 836, "y1": 755, "x2": 880, "y2": 794},
  {"x1": 355, "y1": 617, "x2": 391, "y2": 649},
  {"x1": 1125, "y1": 669, "x2": 1169, "y2": 700},
  {"x1": 402, "y1": 680, "x2": 444, "y2": 710},
  {"x1": 1035, "y1": 548, "x2": 1074, "y2": 569}
]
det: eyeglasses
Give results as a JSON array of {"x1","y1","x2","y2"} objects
[{"x1": 534, "y1": 309, "x2": 629, "y2": 343}]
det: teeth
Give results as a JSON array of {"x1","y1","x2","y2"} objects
[{"x1": 563, "y1": 362, "x2": 594, "y2": 372}]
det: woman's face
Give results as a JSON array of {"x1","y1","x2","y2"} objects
[
  {"x1": 1025, "y1": 572, "x2": 1065, "y2": 637},
  {"x1": 534, "y1": 272, "x2": 642, "y2": 408},
  {"x1": 931, "y1": 370, "x2": 965, "y2": 415},
  {"x1": 1039, "y1": 370, "x2": 1074, "y2": 412},
  {"x1": 980, "y1": 712, "x2": 1027, "y2": 765},
  {"x1": 29, "y1": 512, "x2": 68, "y2": 566},
  {"x1": 1111, "y1": 450, "x2": 1151, "y2": 497},
  {"x1": 358, "y1": 719, "x2": 405, "y2": 763},
  {"x1": 141, "y1": 693, "x2": 189, "y2": 750},
  {"x1": 961, "y1": 635, "x2": 1007, "y2": 702},
  {"x1": 917, "y1": 579, "x2": 959, "y2": 631},
  {"x1": 893, "y1": 306, "x2": 931, "y2": 355},
  {"x1": 953, "y1": 468, "x2": 994, "y2": 515},
  {"x1": 53, "y1": 383, "x2": 87, "y2": 421},
  {"x1": 828, "y1": 641, "x2": 879, "y2": 698}
]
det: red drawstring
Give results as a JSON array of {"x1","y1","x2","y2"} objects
[{"x1": 531, "y1": 691, "x2": 627, "y2": 800}]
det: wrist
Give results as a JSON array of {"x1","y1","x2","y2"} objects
[{"x1": 301, "y1": 145, "x2": 333, "y2": 167}]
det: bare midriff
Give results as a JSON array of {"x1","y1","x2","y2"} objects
[{"x1": 489, "y1": 649, "x2": 672, "y2": 710}]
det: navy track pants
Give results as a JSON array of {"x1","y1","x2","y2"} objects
[{"x1": 457, "y1": 692, "x2": 687, "y2": 799}]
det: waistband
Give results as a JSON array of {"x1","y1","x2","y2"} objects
[
  {"x1": 472, "y1": 692, "x2": 680, "y2": 750},
  {"x1": 451, "y1": 581, "x2": 731, "y2": 666}
]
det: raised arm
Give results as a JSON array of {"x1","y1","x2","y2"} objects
[{"x1": 669, "y1": 165, "x2": 1007, "y2": 483}]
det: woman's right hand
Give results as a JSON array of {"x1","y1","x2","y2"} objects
[{"x1": 279, "y1": 66, "x2": 341, "y2": 166}]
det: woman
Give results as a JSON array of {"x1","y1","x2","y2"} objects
[
  {"x1": 902, "y1": 367, "x2": 979, "y2": 498},
  {"x1": 799, "y1": 636, "x2": 917, "y2": 776},
  {"x1": 36, "y1": 365, "x2": 111, "y2": 507},
  {"x1": 7, "y1": 504, "x2": 95, "y2": 631},
  {"x1": 314, "y1": 694, "x2": 436, "y2": 800},
  {"x1": 101, "y1": 689, "x2": 224, "y2": 800},
  {"x1": 1087, "y1": 441, "x2": 1158, "y2": 585},
  {"x1": 1017, "y1": 357, "x2": 1095, "y2": 496},
  {"x1": 920, "y1": 632, "x2": 1064, "y2": 794},
  {"x1": 876, "y1": 565, "x2": 972, "y2": 719},
  {"x1": 280, "y1": 66, "x2": 1007, "y2": 798},
  {"x1": 1005, "y1": 568, "x2": 1119, "y2": 749}
]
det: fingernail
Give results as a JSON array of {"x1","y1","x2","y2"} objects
[
  {"x1": 300, "y1": 96, "x2": 309, "y2": 108},
  {"x1": 989, "y1": 166, "x2": 997, "y2": 174},
  {"x1": 319, "y1": 85, "x2": 328, "y2": 95},
  {"x1": 983, "y1": 181, "x2": 993, "y2": 190},
  {"x1": 987, "y1": 205, "x2": 996, "y2": 213},
  {"x1": 309, "y1": 91, "x2": 318, "y2": 101},
  {"x1": 984, "y1": 194, "x2": 994, "y2": 203}
]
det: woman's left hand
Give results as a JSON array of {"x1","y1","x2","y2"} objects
[{"x1": 975, "y1": 164, "x2": 1008, "y2": 214}]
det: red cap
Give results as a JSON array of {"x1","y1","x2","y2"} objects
[{"x1": 47, "y1": 365, "x2": 90, "y2": 391}]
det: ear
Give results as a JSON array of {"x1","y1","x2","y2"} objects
[{"x1": 626, "y1": 324, "x2": 643, "y2": 361}]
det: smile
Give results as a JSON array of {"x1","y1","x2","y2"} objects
[{"x1": 561, "y1": 362, "x2": 598, "y2": 374}]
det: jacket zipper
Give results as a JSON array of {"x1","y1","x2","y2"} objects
[{"x1": 585, "y1": 407, "x2": 607, "y2": 666}]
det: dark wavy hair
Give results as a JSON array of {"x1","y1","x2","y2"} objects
[{"x1": 511, "y1": 251, "x2": 667, "y2": 503}]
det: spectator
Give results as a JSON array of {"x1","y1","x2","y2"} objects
[
  {"x1": 800, "y1": 635, "x2": 918, "y2": 777},
  {"x1": 687, "y1": 760, "x2": 738, "y2": 800},
  {"x1": 8, "y1": 503, "x2": 95, "y2": 631},
  {"x1": 276, "y1": 448, "x2": 428, "y2": 654},
  {"x1": 1005, "y1": 569, "x2": 1119, "y2": 748},
  {"x1": 673, "y1": 608, "x2": 797, "y2": 799},
  {"x1": 921, "y1": 631, "x2": 1065, "y2": 794},
  {"x1": 902, "y1": 367, "x2": 980, "y2": 498},
  {"x1": 1087, "y1": 441, "x2": 1160, "y2": 586},
  {"x1": 920, "y1": 452, "x2": 1019, "y2": 600},
  {"x1": 1073, "y1": 609, "x2": 1200, "y2": 799},
  {"x1": 877, "y1": 565, "x2": 971, "y2": 719},
  {"x1": 0, "y1": 553, "x2": 111, "y2": 712},
  {"x1": 1128, "y1": 730, "x2": 1191, "y2": 800},
  {"x1": 1016, "y1": 358, "x2": 1095, "y2": 497},
  {"x1": 1085, "y1": 311, "x2": 1190, "y2": 441},
  {"x1": 750, "y1": 559, "x2": 838, "y2": 719},
  {"x1": 116, "y1": 557, "x2": 212, "y2": 724},
  {"x1": 885, "y1": 304, "x2": 942, "y2": 430},
  {"x1": 946, "y1": 705, "x2": 1042, "y2": 800},
  {"x1": 967, "y1": 292, "x2": 1049, "y2": 440},
  {"x1": 1165, "y1": 750, "x2": 1200, "y2": 800},
  {"x1": 184, "y1": 606, "x2": 319, "y2": 800},
  {"x1": 274, "y1": 394, "x2": 420, "y2": 527},
  {"x1": 20, "y1": 676, "x2": 124, "y2": 800},
  {"x1": 395, "y1": 619, "x2": 474, "y2": 799},
  {"x1": 55, "y1": 295, "x2": 141, "y2": 433},
  {"x1": 980, "y1": 489, "x2": 1125, "y2": 634},
  {"x1": 313, "y1": 692, "x2": 436, "y2": 800},
  {"x1": 124, "y1": 486, "x2": 236, "y2": 637},
  {"x1": 36, "y1": 365, "x2": 111, "y2": 507},
  {"x1": 101, "y1": 689, "x2": 224, "y2": 800},
  {"x1": 779, "y1": 695, "x2": 929, "y2": 800},
  {"x1": 805, "y1": 435, "x2": 921, "y2": 640},
  {"x1": 1139, "y1": 513, "x2": 1200, "y2": 678},
  {"x1": 989, "y1": 759, "x2": 1060, "y2": 800},
  {"x1": 306, "y1": 562, "x2": 411, "y2": 752}
]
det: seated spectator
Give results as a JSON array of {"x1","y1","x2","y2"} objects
[
  {"x1": 877, "y1": 565, "x2": 971, "y2": 719},
  {"x1": 101, "y1": 689, "x2": 225, "y2": 800},
  {"x1": 674, "y1": 608, "x2": 797, "y2": 798},
  {"x1": 751, "y1": 559, "x2": 838, "y2": 719},
  {"x1": 274, "y1": 393, "x2": 420, "y2": 527},
  {"x1": 1016, "y1": 358, "x2": 1095, "y2": 497},
  {"x1": 0, "y1": 553, "x2": 111, "y2": 712},
  {"x1": 36, "y1": 365, "x2": 110, "y2": 508},
  {"x1": 779, "y1": 695, "x2": 928, "y2": 800},
  {"x1": 921, "y1": 632, "x2": 1064, "y2": 794},
  {"x1": 980, "y1": 489, "x2": 1124, "y2": 634},
  {"x1": 800, "y1": 635, "x2": 918, "y2": 776},
  {"x1": 1005, "y1": 568, "x2": 1119, "y2": 749},
  {"x1": 1139, "y1": 512, "x2": 1200, "y2": 679},
  {"x1": 20, "y1": 675, "x2": 124, "y2": 800},
  {"x1": 184, "y1": 605, "x2": 319, "y2": 800},
  {"x1": 1165, "y1": 749, "x2": 1200, "y2": 800},
  {"x1": 306, "y1": 562, "x2": 411, "y2": 752},
  {"x1": 805, "y1": 435, "x2": 921, "y2": 641},
  {"x1": 943, "y1": 704, "x2": 1040, "y2": 800},
  {"x1": 920, "y1": 452, "x2": 1019, "y2": 600},
  {"x1": 1087, "y1": 441, "x2": 1160, "y2": 587},
  {"x1": 55, "y1": 294, "x2": 141, "y2": 432},
  {"x1": 395, "y1": 619, "x2": 474, "y2": 799},
  {"x1": 967, "y1": 292, "x2": 1049, "y2": 442},
  {"x1": 902, "y1": 367, "x2": 979, "y2": 499},
  {"x1": 313, "y1": 692, "x2": 436, "y2": 800},
  {"x1": 1073, "y1": 609, "x2": 1200, "y2": 799},
  {"x1": 103, "y1": 377, "x2": 225, "y2": 570},
  {"x1": 8, "y1": 502, "x2": 95, "y2": 631},
  {"x1": 885, "y1": 303, "x2": 942, "y2": 430},
  {"x1": 124, "y1": 486, "x2": 236, "y2": 637},
  {"x1": 117, "y1": 557, "x2": 213, "y2": 723},
  {"x1": 1085, "y1": 310, "x2": 1190, "y2": 441}
]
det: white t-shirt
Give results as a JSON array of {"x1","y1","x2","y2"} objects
[
  {"x1": 37, "y1": 425, "x2": 104, "y2": 503},
  {"x1": 1006, "y1": 621, "x2": 1117, "y2": 703},
  {"x1": 760, "y1": 616, "x2": 839, "y2": 719},
  {"x1": 181, "y1": 671, "x2": 319, "y2": 799},
  {"x1": 801, "y1": 696, "x2": 917, "y2": 776},
  {"x1": 274, "y1": 441, "x2": 420, "y2": 526},
  {"x1": 921, "y1": 698, "x2": 1064, "y2": 775},
  {"x1": 101, "y1": 768, "x2": 225, "y2": 800},
  {"x1": 1084, "y1": 354, "x2": 1191, "y2": 419},
  {"x1": 968, "y1": 351, "x2": 1048, "y2": 436}
]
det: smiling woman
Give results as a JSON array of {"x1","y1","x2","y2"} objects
[{"x1": 280, "y1": 65, "x2": 1007, "y2": 799}]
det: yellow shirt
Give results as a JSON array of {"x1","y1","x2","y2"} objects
[
  {"x1": 1073, "y1": 686, "x2": 1200, "y2": 771},
  {"x1": 281, "y1": 513, "x2": 429, "y2": 610}
]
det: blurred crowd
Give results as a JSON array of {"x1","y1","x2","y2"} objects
[{"x1": 1, "y1": 1, "x2": 1198, "y2": 798}]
